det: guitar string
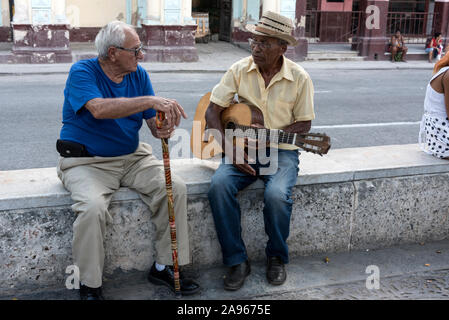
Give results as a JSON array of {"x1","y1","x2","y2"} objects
[
  {"x1": 229, "y1": 124, "x2": 323, "y2": 154},
  {"x1": 233, "y1": 124, "x2": 327, "y2": 146},
  {"x1": 228, "y1": 124, "x2": 322, "y2": 154},
  {"x1": 232, "y1": 124, "x2": 296, "y2": 144}
]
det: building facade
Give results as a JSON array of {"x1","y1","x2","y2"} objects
[{"x1": 0, "y1": 0, "x2": 447, "y2": 62}]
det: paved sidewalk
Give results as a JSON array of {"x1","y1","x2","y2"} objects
[
  {"x1": 2, "y1": 239, "x2": 449, "y2": 300},
  {"x1": 0, "y1": 41, "x2": 435, "y2": 76}
]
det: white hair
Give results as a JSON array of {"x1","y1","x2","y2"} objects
[{"x1": 95, "y1": 21, "x2": 135, "y2": 59}]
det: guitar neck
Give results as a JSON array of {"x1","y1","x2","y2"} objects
[{"x1": 233, "y1": 124, "x2": 297, "y2": 146}]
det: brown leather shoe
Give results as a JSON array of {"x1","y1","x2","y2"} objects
[
  {"x1": 224, "y1": 260, "x2": 250, "y2": 291},
  {"x1": 266, "y1": 256, "x2": 286, "y2": 285}
]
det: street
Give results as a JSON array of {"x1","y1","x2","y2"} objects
[{"x1": 0, "y1": 68, "x2": 430, "y2": 170}]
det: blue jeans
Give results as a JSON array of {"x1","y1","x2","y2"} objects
[{"x1": 208, "y1": 148, "x2": 299, "y2": 266}]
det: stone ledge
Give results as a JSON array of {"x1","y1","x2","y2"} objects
[
  {"x1": 1, "y1": 144, "x2": 449, "y2": 294},
  {"x1": 1, "y1": 144, "x2": 448, "y2": 211}
]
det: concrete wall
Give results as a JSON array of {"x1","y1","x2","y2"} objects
[
  {"x1": 233, "y1": 0, "x2": 261, "y2": 24},
  {"x1": 0, "y1": 0, "x2": 9, "y2": 27},
  {"x1": 66, "y1": 0, "x2": 128, "y2": 27},
  {"x1": 1, "y1": 144, "x2": 449, "y2": 295},
  {"x1": 64, "y1": 0, "x2": 194, "y2": 28}
]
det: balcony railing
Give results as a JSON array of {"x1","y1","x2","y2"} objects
[
  {"x1": 387, "y1": 11, "x2": 439, "y2": 42},
  {"x1": 305, "y1": 10, "x2": 439, "y2": 44}
]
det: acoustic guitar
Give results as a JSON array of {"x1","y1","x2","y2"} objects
[{"x1": 190, "y1": 92, "x2": 331, "y2": 160}]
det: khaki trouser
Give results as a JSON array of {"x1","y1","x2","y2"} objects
[{"x1": 57, "y1": 142, "x2": 189, "y2": 288}]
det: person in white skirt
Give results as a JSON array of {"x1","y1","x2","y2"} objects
[{"x1": 419, "y1": 53, "x2": 449, "y2": 159}]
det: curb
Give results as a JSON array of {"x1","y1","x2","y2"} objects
[
  {"x1": 0, "y1": 65, "x2": 434, "y2": 76},
  {"x1": 0, "y1": 69, "x2": 229, "y2": 76}
]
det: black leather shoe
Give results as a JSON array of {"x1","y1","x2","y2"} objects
[
  {"x1": 147, "y1": 263, "x2": 200, "y2": 296},
  {"x1": 224, "y1": 260, "x2": 251, "y2": 291},
  {"x1": 266, "y1": 256, "x2": 286, "y2": 285},
  {"x1": 79, "y1": 284, "x2": 105, "y2": 300}
]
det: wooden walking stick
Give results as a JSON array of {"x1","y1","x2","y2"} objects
[{"x1": 156, "y1": 111, "x2": 182, "y2": 297}]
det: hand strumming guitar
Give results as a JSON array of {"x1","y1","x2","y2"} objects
[{"x1": 206, "y1": 102, "x2": 256, "y2": 176}]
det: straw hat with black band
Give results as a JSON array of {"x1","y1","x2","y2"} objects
[{"x1": 245, "y1": 11, "x2": 298, "y2": 47}]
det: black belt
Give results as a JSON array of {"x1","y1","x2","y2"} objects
[{"x1": 56, "y1": 139, "x2": 93, "y2": 157}]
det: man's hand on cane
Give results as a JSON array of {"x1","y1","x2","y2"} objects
[
  {"x1": 150, "y1": 96, "x2": 187, "y2": 128},
  {"x1": 147, "y1": 97, "x2": 187, "y2": 139},
  {"x1": 148, "y1": 117, "x2": 176, "y2": 139}
]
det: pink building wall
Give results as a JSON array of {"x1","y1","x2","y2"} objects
[{"x1": 318, "y1": 0, "x2": 354, "y2": 11}]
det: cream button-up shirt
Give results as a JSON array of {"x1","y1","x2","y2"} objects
[{"x1": 210, "y1": 55, "x2": 315, "y2": 150}]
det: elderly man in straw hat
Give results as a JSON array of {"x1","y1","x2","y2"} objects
[{"x1": 205, "y1": 11, "x2": 315, "y2": 290}]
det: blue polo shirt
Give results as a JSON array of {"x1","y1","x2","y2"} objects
[{"x1": 59, "y1": 58, "x2": 156, "y2": 157}]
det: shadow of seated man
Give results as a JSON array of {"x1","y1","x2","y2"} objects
[{"x1": 391, "y1": 29, "x2": 408, "y2": 62}]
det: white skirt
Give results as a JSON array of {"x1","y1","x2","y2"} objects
[{"x1": 419, "y1": 113, "x2": 449, "y2": 158}]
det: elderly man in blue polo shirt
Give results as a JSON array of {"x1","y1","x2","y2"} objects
[{"x1": 57, "y1": 21, "x2": 200, "y2": 300}]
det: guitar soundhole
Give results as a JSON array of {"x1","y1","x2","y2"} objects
[{"x1": 226, "y1": 122, "x2": 236, "y2": 130}]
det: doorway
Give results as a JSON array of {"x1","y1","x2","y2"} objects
[
  {"x1": 219, "y1": 0, "x2": 232, "y2": 41},
  {"x1": 9, "y1": 0, "x2": 14, "y2": 22},
  {"x1": 192, "y1": 0, "x2": 232, "y2": 42}
]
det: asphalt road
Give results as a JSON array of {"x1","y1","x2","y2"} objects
[{"x1": 0, "y1": 68, "x2": 430, "y2": 170}]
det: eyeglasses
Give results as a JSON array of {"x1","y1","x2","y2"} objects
[
  {"x1": 248, "y1": 38, "x2": 272, "y2": 50},
  {"x1": 115, "y1": 44, "x2": 144, "y2": 57}
]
